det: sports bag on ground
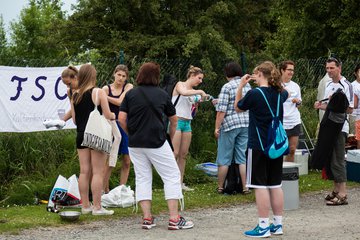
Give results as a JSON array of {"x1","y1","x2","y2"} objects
[
  {"x1": 81, "y1": 88, "x2": 113, "y2": 154},
  {"x1": 255, "y1": 88, "x2": 289, "y2": 159},
  {"x1": 223, "y1": 162, "x2": 243, "y2": 194}
]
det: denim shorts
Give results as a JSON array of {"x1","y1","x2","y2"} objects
[
  {"x1": 176, "y1": 119, "x2": 192, "y2": 132},
  {"x1": 216, "y1": 127, "x2": 248, "y2": 166}
]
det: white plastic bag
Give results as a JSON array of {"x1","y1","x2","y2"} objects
[
  {"x1": 47, "y1": 174, "x2": 81, "y2": 212},
  {"x1": 101, "y1": 185, "x2": 135, "y2": 208}
]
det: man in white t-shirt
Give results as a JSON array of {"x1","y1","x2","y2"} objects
[{"x1": 314, "y1": 57, "x2": 353, "y2": 206}]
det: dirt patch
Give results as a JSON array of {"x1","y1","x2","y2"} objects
[{"x1": 2, "y1": 187, "x2": 360, "y2": 240}]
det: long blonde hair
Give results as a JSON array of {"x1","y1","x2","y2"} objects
[
  {"x1": 254, "y1": 61, "x2": 283, "y2": 92},
  {"x1": 73, "y1": 64, "x2": 96, "y2": 105}
]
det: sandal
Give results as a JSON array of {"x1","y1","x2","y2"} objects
[
  {"x1": 217, "y1": 187, "x2": 224, "y2": 194},
  {"x1": 325, "y1": 191, "x2": 338, "y2": 201},
  {"x1": 326, "y1": 195, "x2": 348, "y2": 206}
]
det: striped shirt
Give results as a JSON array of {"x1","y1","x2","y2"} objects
[{"x1": 216, "y1": 76, "x2": 251, "y2": 132}]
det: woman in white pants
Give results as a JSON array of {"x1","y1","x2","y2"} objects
[{"x1": 118, "y1": 62, "x2": 194, "y2": 230}]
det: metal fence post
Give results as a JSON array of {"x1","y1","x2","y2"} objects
[
  {"x1": 240, "y1": 52, "x2": 247, "y2": 74},
  {"x1": 119, "y1": 49, "x2": 124, "y2": 64}
]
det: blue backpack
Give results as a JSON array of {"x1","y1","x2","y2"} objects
[{"x1": 255, "y1": 88, "x2": 289, "y2": 159}]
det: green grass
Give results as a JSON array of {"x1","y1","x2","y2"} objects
[{"x1": 1, "y1": 170, "x2": 359, "y2": 235}]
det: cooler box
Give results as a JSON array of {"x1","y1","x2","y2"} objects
[
  {"x1": 294, "y1": 149, "x2": 309, "y2": 175},
  {"x1": 282, "y1": 162, "x2": 300, "y2": 210},
  {"x1": 346, "y1": 150, "x2": 360, "y2": 182}
]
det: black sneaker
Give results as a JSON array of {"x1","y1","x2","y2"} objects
[
  {"x1": 142, "y1": 217, "x2": 156, "y2": 230},
  {"x1": 168, "y1": 216, "x2": 194, "y2": 230}
]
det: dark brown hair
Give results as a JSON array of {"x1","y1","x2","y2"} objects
[
  {"x1": 136, "y1": 62, "x2": 160, "y2": 86},
  {"x1": 326, "y1": 57, "x2": 342, "y2": 67},
  {"x1": 278, "y1": 60, "x2": 295, "y2": 74},
  {"x1": 113, "y1": 64, "x2": 129, "y2": 78},
  {"x1": 354, "y1": 63, "x2": 360, "y2": 79},
  {"x1": 224, "y1": 62, "x2": 242, "y2": 78}
]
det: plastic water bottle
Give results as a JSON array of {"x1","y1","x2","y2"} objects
[
  {"x1": 188, "y1": 95, "x2": 214, "y2": 103},
  {"x1": 188, "y1": 95, "x2": 202, "y2": 103}
]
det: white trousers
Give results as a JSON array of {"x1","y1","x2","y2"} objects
[
  {"x1": 129, "y1": 141, "x2": 183, "y2": 202},
  {"x1": 108, "y1": 121, "x2": 121, "y2": 167}
]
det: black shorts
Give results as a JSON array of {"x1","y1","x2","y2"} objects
[
  {"x1": 285, "y1": 124, "x2": 302, "y2": 137},
  {"x1": 246, "y1": 148, "x2": 283, "y2": 188},
  {"x1": 76, "y1": 132, "x2": 88, "y2": 149}
]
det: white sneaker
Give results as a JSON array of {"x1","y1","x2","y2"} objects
[
  {"x1": 182, "y1": 183, "x2": 194, "y2": 191},
  {"x1": 81, "y1": 206, "x2": 92, "y2": 215},
  {"x1": 92, "y1": 207, "x2": 114, "y2": 216},
  {"x1": 43, "y1": 119, "x2": 66, "y2": 129}
]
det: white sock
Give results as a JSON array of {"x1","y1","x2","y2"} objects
[
  {"x1": 273, "y1": 215, "x2": 283, "y2": 226},
  {"x1": 258, "y1": 218, "x2": 269, "y2": 228}
]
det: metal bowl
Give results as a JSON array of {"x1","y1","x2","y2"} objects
[{"x1": 58, "y1": 211, "x2": 81, "y2": 222}]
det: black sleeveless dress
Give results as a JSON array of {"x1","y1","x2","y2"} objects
[{"x1": 74, "y1": 88, "x2": 102, "y2": 149}]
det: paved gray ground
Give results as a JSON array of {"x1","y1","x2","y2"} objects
[{"x1": 2, "y1": 187, "x2": 360, "y2": 240}]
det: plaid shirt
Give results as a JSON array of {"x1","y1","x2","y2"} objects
[{"x1": 216, "y1": 77, "x2": 250, "y2": 132}]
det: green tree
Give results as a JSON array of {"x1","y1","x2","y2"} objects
[
  {"x1": 9, "y1": 0, "x2": 67, "y2": 61},
  {"x1": 265, "y1": 0, "x2": 360, "y2": 59},
  {"x1": 63, "y1": 0, "x2": 271, "y2": 79},
  {"x1": 0, "y1": 15, "x2": 8, "y2": 56}
]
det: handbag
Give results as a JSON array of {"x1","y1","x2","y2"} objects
[{"x1": 81, "y1": 88, "x2": 113, "y2": 154}]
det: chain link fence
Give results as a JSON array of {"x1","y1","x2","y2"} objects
[
  {"x1": 0, "y1": 54, "x2": 360, "y2": 157},
  {"x1": 1, "y1": 54, "x2": 359, "y2": 150}
]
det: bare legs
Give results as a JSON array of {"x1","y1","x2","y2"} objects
[
  {"x1": 141, "y1": 199, "x2": 179, "y2": 220},
  {"x1": 217, "y1": 165, "x2": 228, "y2": 189},
  {"x1": 255, "y1": 187, "x2": 283, "y2": 217},
  {"x1": 120, "y1": 154, "x2": 131, "y2": 185},
  {"x1": 103, "y1": 154, "x2": 131, "y2": 192},
  {"x1": 284, "y1": 135, "x2": 299, "y2": 162},
  {"x1": 103, "y1": 165, "x2": 114, "y2": 193},
  {"x1": 217, "y1": 164, "x2": 248, "y2": 191},
  {"x1": 78, "y1": 149, "x2": 92, "y2": 209},
  {"x1": 78, "y1": 148, "x2": 107, "y2": 210},
  {"x1": 239, "y1": 164, "x2": 248, "y2": 191},
  {"x1": 172, "y1": 131, "x2": 192, "y2": 184}
]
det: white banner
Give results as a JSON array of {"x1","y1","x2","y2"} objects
[{"x1": 0, "y1": 66, "x2": 76, "y2": 132}]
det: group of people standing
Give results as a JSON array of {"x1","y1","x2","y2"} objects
[
  {"x1": 215, "y1": 60, "x2": 300, "y2": 237},
  {"x1": 59, "y1": 56, "x2": 359, "y2": 236},
  {"x1": 61, "y1": 64, "x2": 132, "y2": 215},
  {"x1": 60, "y1": 63, "x2": 209, "y2": 229}
]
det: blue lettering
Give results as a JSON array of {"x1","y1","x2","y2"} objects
[
  {"x1": 54, "y1": 77, "x2": 67, "y2": 100},
  {"x1": 10, "y1": 76, "x2": 28, "y2": 101},
  {"x1": 31, "y1": 76, "x2": 46, "y2": 101}
]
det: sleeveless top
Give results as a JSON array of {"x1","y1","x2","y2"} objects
[
  {"x1": 172, "y1": 95, "x2": 192, "y2": 119},
  {"x1": 74, "y1": 88, "x2": 102, "y2": 133},
  {"x1": 108, "y1": 83, "x2": 127, "y2": 118}
]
